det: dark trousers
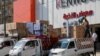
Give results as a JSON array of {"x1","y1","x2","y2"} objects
[
  {"x1": 93, "y1": 41, "x2": 96, "y2": 56},
  {"x1": 84, "y1": 29, "x2": 91, "y2": 38}
]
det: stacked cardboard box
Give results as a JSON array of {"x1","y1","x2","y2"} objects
[
  {"x1": 48, "y1": 25, "x2": 53, "y2": 36},
  {"x1": 16, "y1": 23, "x2": 27, "y2": 37},
  {"x1": 33, "y1": 20, "x2": 49, "y2": 36},
  {"x1": 33, "y1": 22, "x2": 41, "y2": 36},
  {"x1": 40, "y1": 20, "x2": 49, "y2": 36},
  {"x1": 69, "y1": 26, "x2": 73, "y2": 37},
  {"x1": 50, "y1": 29, "x2": 57, "y2": 37},
  {"x1": 73, "y1": 26, "x2": 85, "y2": 38},
  {"x1": 48, "y1": 25, "x2": 53, "y2": 32},
  {"x1": 54, "y1": 28, "x2": 61, "y2": 37},
  {"x1": 61, "y1": 26, "x2": 84, "y2": 38},
  {"x1": 40, "y1": 20, "x2": 49, "y2": 25},
  {"x1": 6, "y1": 23, "x2": 27, "y2": 37},
  {"x1": 26, "y1": 22, "x2": 34, "y2": 36},
  {"x1": 61, "y1": 27, "x2": 67, "y2": 35},
  {"x1": 61, "y1": 27, "x2": 73, "y2": 38}
]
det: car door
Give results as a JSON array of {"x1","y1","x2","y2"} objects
[
  {"x1": 22, "y1": 40, "x2": 36, "y2": 56},
  {"x1": 0, "y1": 40, "x2": 14, "y2": 56},
  {"x1": 34, "y1": 40, "x2": 41, "y2": 56},
  {"x1": 65, "y1": 41, "x2": 77, "y2": 56}
]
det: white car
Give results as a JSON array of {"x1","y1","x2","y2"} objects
[
  {"x1": 9, "y1": 38, "x2": 40, "y2": 56},
  {"x1": 0, "y1": 37, "x2": 16, "y2": 56},
  {"x1": 49, "y1": 38, "x2": 94, "y2": 56}
]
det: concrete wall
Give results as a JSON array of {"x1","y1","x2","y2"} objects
[{"x1": 36, "y1": 0, "x2": 48, "y2": 21}]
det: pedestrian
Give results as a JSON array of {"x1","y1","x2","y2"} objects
[
  {"x1": 92, "y1": 32, "x2": 98, "y2": 56},
  {"x1": 81, "y1": 16, "x2": 91, "y2": 38}
]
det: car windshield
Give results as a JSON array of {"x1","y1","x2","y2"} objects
[
  {"x1": 14, "y1": 40, "x2": 28, "y2": 48},
  {"x1": 53, "y1": 40, "x2": 69, "y2": 48}
]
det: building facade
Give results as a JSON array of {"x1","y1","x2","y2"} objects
[
  {"x1": 47, "y1": 0, "x2": 100, "y2": 41},
  {"x1": 37, "y1": 0, "x2": 100, "y2": 41},
  {"x1": 47, "y1": 0, "x2": 100, "y2": 28}
]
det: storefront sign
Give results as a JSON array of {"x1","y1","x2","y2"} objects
[
  {"x1": 63, "y1": 10, "x2": 93, "y2": 20},
  {"x1": 56, "y1": 0, "x2": 96, "y2": 9}
]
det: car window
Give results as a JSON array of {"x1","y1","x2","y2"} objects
[
  {"x1": 9, "y1": 40, "x2": 14, "y2": 46},
  {"x1": 25, "y1": 41, "x2": 36, "y2": 47},
  {"x1": 3, "y1": 41, "x2": 13, "y2": 46},
  {"x1": 68, "y1": 41, "x2": 75, "y2": 49}
]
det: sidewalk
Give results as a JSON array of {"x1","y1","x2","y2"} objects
[
  {"x1": 96, "y1": 52, "x2": 100, "y2": 56},
  {"x1": 90, "y1": 52, "x2": 100, "y2": 56},
  {"x1": 95, "y1": 42, "x2": 100, "y2": 56}
]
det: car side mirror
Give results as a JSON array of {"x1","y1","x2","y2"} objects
[{"x1": 0, "y1": 45, "x2": 3, "y2": 49}]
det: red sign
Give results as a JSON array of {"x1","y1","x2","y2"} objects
[{"x1": 63, "y1": 10, "x2": 93, "y2": 20}]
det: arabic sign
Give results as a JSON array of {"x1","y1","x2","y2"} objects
[{"x1": 63, "y1": 10, "x2": 93, "y2": 20}]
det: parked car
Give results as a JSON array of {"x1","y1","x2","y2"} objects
[
  {"x1": 9, "y1": 36, "x2": 58, "y2": 56},
  {"x1": 0, "y1": 37, "x2": 16, "y2": 56},
  {"x1": 49, "y1": 38, "x2": 94, "y2": 56}
]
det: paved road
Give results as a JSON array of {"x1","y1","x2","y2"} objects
[{"x1": 0, "y1": 46, "x2": 11, "y2": 56}]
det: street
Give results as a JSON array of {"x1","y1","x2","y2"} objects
[
  {"x1": 0, "y1": 47, "x2": 100, "y2": 56},
  {"x1": 0, "y1": 47, "x2": 11, "y2": 56}
]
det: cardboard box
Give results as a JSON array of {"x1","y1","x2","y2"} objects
[
  {"x1": 61, "y1": 26, "x2": 84, "y2": 38},
  {"x1": 73, "y1": 26, "x2": 84, "y2": 38},
  {"x1": 48, "y1": 25, "x2": 53, "y2": 32},
  {"x1": 61, "y1": 27, "x2": 67, "y2": 35},
  {"x1": 33, "y1": 20, "x2": 49, "y2": 36},
  {"x1": 54, "y1": 28, "x2": 61, "y2": 36},
  {"x1": 40, "y1": 20, "x2": 49, "y2": 25},
  {"x1": 6, "y1": 23, "x2": 27, "y2": 37}
]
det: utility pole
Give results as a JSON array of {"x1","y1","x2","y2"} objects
[
  {"x1": 2, "y1": 0, "x2": 14, "y2": 37},
  {"x1": 63, "y1": 20, "x2": 69, "y2": 38},
  {"x1": 3, "y1": 0, "x2": 7, "y2": 37}
]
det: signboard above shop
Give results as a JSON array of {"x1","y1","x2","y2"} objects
[
  {"x1": 56, "y1": 0, "x2": 96, "y2": 9},
  {"x1": 63, "y1": 10, "x2": 94, "y2": 20}
]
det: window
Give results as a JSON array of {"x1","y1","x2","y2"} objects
[
  {"x1": 25, "y1": 41, "x2": 35, "y2": 47},
  {"x1": 3, "y1": 40, "x2": 13, "y2": 46},
  {"x1": 25, "y1": 40, "x2": 38, "y2": 47},
  {"x1": 68, "y1": 41, "x2": 75, "y2": 49}
]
